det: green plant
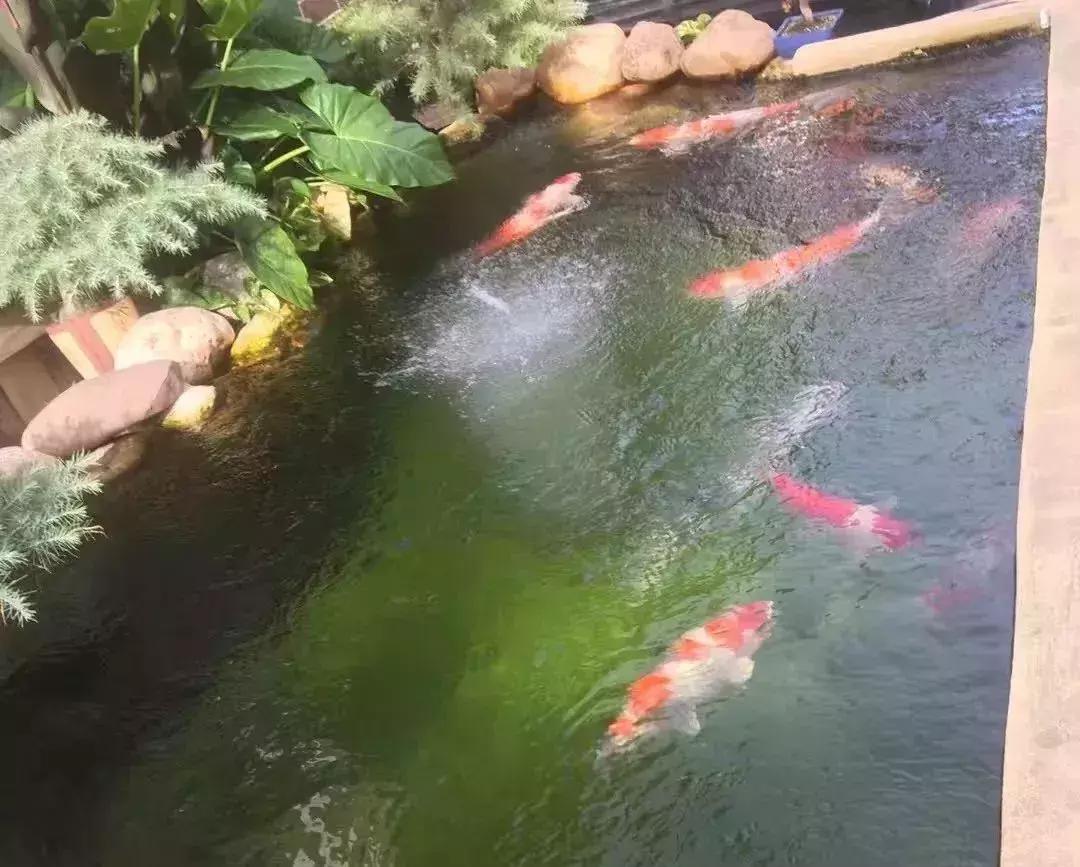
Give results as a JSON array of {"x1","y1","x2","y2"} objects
[
  {"x1": 676, "y1": 13, "x2": 711, "y2": 44},
  {"x1": 331, "y1": 0, "x2": 586, "y2": 106},
  {"x1": 0, "y1": 111, "x2": 264, "y2": 321},
  {"x1": 0, "y1": 454, "x2": 102, "y2": 625},
  {"x1": 68, "y1": 0, "x2": 452, "y2": 311}
]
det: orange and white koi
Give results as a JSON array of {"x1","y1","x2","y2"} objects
[
  {"x1": 770, "y1": 472, "x2": 913, "y2": 551},
  {"x1": 689, "y1": 210, "x2": 881, "y2": 301},
  {"x1": 473, "y1": 172, "x2": 587, "y2": 259},
  {"x1": 604, "y1": 601, "x2": 774, "y2": 751},
  {"x1": 630, "y1": 87, "x2": 856, "y2": 153}
]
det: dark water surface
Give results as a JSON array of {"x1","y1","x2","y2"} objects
[{"x1": 0, "y1": 38, "x2": 1047, "y2": 867}]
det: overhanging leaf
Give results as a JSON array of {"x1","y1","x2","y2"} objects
[
  {"x1": 317, "y1": 169, "x2": 403, "y2": 203},
  {"x1": 270, "y1": 96, "x2": 330, "y2": 132},
  {"x1": 236, "y1": 217, "x2": 313, "y2": 310},
  {"x1": 299, "y1": 83, "x2": 454, "y2": 190},
  {"x1": 160, "y1": 0, "x2": 186, "y2": 37},
  {"x1": 215, "y1": 104, "x2": 299, "y2": 140},
  {"x1": 192, "y1": 49, "x2": 327, "y2": 90},
  {"x1": 198, "y1": 0, "x2": 261, "y2": 40},
  {"x1": 81, "y1": 0, "x2": 159, "y2": 53}
]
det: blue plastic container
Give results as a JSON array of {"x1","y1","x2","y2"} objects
[{"x1": 774, "y1": 8, "x2": 844, "y2": 59}]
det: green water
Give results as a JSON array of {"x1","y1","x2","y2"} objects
[{"x1": 0, "y1": 38, "x2": 1047, "y2": 867}]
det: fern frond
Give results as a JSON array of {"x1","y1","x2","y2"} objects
[
  {"x1": 0, "y1": 455, "x2": 103, "y2": 626},
  {"x1": 0, "y1": 113, "x2": 266, "y2": 322}
]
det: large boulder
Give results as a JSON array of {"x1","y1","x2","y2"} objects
[
  {"x1": 21, "y1": 361, "x2": 185, "y2": 457},
  {"x1": 680, "y1": 10, "x2": 775, "y2": 80},
  {"x1": 475, "y1": 67, "x2": 536, "y2": 117},
  {"x1": 621, "y1": 21, "x2": 683, "y2": 83},
  {"x1": 115, "y1": 306, "x2": 234, "y2": 385},
  {"x1": 537, "y1": 24, "x2": 627, "y2": 105}
]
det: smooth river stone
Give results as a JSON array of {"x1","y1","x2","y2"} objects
[{"x1": 21, "y1": 361, "x2": 185, "y2": 457}]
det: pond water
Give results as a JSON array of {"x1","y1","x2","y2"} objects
[{"x1": 0, "y1": 37, "x2": 1047, "y2": 867}]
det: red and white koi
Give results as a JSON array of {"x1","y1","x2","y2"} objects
[
  {"x1": 473, "y1": 172, "x2": 588, "y2": 259},
  {"x1": 920, "y1": 526, "x2": 1012, "y2": 618},
  {"x1": 689, "y1": 210, "x2": 881, "y2": 302},
  {"x1": 630, "y1": 87, "x2": 856, "y2": 154},
  {"x1": 604, "y1": 601, "x2": 774, "y2": 751},
  {"x1": 770, "y1": 472, "x2": 913, "y2": 552}
]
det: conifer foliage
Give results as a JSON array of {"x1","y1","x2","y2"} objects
[
  {"x1": 331, "y1": 0, "x2": 586, "y2": 106},
  {"x1": 0, "y1": 112, "x2": 265, "y2": 321},
  {"x1": 0, "y1": 455, "x2": 102, "y2": 625}
]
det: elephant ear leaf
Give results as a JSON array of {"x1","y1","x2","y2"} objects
[
  {"x1": 299, "y1": 83, "x2": 454, "y2": 190},
  {"x1": 192, "y1": 49, "x2": 327, "y2": 90},
  {"x1": 236, "y1": 217, "x2": 314, "y2": 310},
  {"x1": 198, "y1": 0, "x2": 261, "y2": 40},
  {"x1": 159, "y1": 0, "x2": 186, "y2": 37},
  {"x1": 81, "y1": 0, "x2": 159, "y2": 53}
]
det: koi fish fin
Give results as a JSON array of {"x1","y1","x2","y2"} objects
[
  {"x1": 668, "y1": 704, "x2": 702, "y2": 737},
  {"x1": 732, "y1": 656, "x2": 756, "y2": 684}
]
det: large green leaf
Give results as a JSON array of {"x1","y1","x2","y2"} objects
[
  {"x1": 317, "y1": 169, "x2": 403, "y2": 203},
  {"x1": 270, "y1": 96, "x2": 329, "y2": 132},
  {"x1": 299, "y1": 83, "x2": 454, "y2": 190},
  {"x1": 236, "y1": 217, "x2": 313, "y2": 310},
  {"x1": 215, "y1": 104, "x2": 298, "y2": 140},
  {"x1": 160, "y1": 0, "x2": 186, "y2": 37},
  {"x1": 81, "y1": 0, "x2": 159, "y2": 53},
  {"x1": 192, "y1": 49, "x2": 327, "y2": 90},
  {"x1": 198, "y1": 0, "x2": 261, "y2": 40}
]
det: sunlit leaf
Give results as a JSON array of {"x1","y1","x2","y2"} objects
[
  {"x1": 316, "y1": 169, "x2": 403, "y2": 203},
  {"x1": 198, "y1": 0, "x2": 260, "y2": 41},
  {"x1": 236, "y1": 217, "x2": 313, "y2": 310},
  {"x1": 299, "y1": 83, "x2": 453, "y2": 189},
  {"x1": 192, "y1": 49, "x2": 327, "y2": 90},
  {"x1": 215, "y1": 104, "x2": 299, "y2": 140},
  {"x1": 81, "y1": 0, "x2": 159, "y2": 53}
]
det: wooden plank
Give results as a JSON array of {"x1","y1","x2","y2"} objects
[
  {"x1": 0, "y1": 343, "x2": 64, "y2": 424},
  {"x1": 0, "y1": 389, "x2": 22, "y2": 446}
]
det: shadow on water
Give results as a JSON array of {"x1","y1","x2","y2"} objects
[{"x1": 0, "y1": 35, "x2": 1048, "y2": 867}]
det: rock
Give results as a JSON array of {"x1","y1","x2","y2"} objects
[
  {"x1": 414, "y1": 101, "x2": 464, "y2": 131},
  {"x1": 115, "y1": 306, "x2": 234, "y2": 385},
  {"x1": 620, "y1": 81, "x2": 661, "y2": 99},
  {"x1": 537, "y1": 23, "x2": 627, "y2": 105},
  {"x1": 86, "y1": 432, "x2": 149, "y2": 483},
  {"x1": 475, "y1": 67, "x2": 536, "y2": 117},
  {"x1": 680, "y1": 10, "x2": 775, "y2": 80},
  {"x1": 231, "y1": 309, "x2": 298, "y2": 367},
  {"x1": 439, "y1": 114, "x2": 486, "y2": 146},
  {"x1": 22, "y1": 361, "x2": 184, "y2": 457},
  {"x1": 0, "y1": 446, "x2": 57, "y2": 478},
  {"x1": 202, "y1": 251, "x2": 255, "y2": 298},
  {"x1": 312, "y1": 183, "x2": 351, "y2": 242},
  {"x1": 621, "y1": 21, "x2": 683, "y2": 83},
  {"x1": 162, "y1": 385, "x2": 217, "y2": 432}
]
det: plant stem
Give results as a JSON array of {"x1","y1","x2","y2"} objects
[
  {"x1": 203, "y1": 36, "x2": 235, "y2": 130},
  {"x1": 262, "y1": 144, "x2": 310, "y2": 174},
  {"x1": 132, "y1": 42, "x2": 142, "y2": 134}
]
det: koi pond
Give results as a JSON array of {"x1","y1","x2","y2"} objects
[{"x1": 0, "y1": 35, "x2": 1046, "y2": 867}]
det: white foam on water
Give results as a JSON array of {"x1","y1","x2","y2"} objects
[{"x1": 382, "y1": 256, "x2": 610, "y2": 390}]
